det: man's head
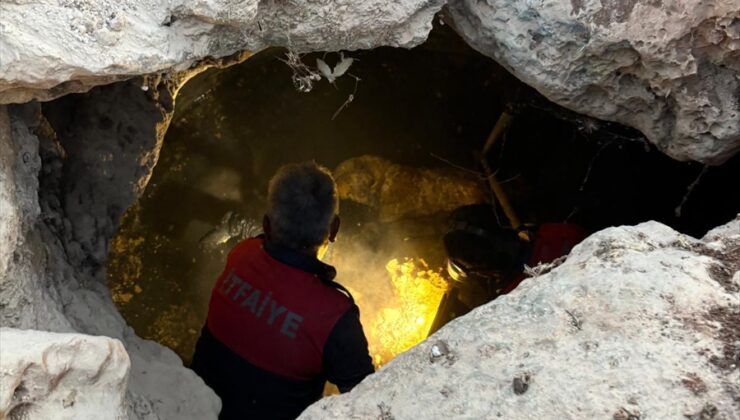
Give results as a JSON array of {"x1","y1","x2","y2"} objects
[{"x1": 264, "y1": 162, "x2": 340, "y2": 254}]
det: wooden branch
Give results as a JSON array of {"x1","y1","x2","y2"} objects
[
  {"x1": 482, "y1": 111, "x2": 513, "y2": 156},
  {"x1": 480, "y1": 111, "x2": 529, "y2": 241}
]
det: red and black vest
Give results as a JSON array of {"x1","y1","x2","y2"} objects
[
  {"x1": 192, "y1": 238, "x2": 373, "y2": 420},
  {"x1": 501, "y1": 223, "x2": 587, "y2": 294}
]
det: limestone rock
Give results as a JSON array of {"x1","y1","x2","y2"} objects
[
  {"x1": 1, "y1": 0, "x2": 738, "y2": 163},
  {"x1": 0, "y1": 328, "x2": 130, "y2": 420},
  {"x1": 0, "y1": 80, "x2": 221, "y2": 419},
  {"x1": 0, "y1": 0, "x2": 445, "y2": 104},
  {"x1": 299, "y1": 216, "x2": 740, "y2": 419},
  {"x1": 446, "y1": 0, "x2": 740, "y2": 164},
  {"x1": 334, "y1": 155, "x2": 487, "y2": 222}
]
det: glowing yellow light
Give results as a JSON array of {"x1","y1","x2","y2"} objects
[{"x1": 369, "y1": 258, "x2": 448, "y2": 366}]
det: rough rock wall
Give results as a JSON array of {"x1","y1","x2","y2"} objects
[
  {"x1": 334, "y1": 155, "x2": 487, "y2": 222},
  {"x1": 446, "y1": 0, "x2": 740, "y2": 164},
  {"x1": 2, "y1": 0, "x2": 738, "y2": 164},
  {"x1": 299, "y1": 217, "x2": 740, "y2": 419},
  {"x1": 0, "y1": 328, "x2": 130, "y2": 420},
  {"x1": 0, "y1": 0, "x2": 445, "y2": 104},
  {"x1": 0, "y1": 76, "x2": 220, "y2": 419}
]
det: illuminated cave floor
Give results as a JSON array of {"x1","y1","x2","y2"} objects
[{"x1": 107, "y1": 22, "x2": 739, "y2": 366}]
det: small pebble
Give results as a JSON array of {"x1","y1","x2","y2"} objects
[{"x1": 430, "y1": 340, "x2": 449, "y2": 362}]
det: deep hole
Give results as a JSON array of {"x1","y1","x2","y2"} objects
[{"x1": 104, "y1": 23, "x2": 739, "y2": 367}]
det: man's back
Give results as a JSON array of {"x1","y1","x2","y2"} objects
[{"x1": 192, "y1": 237, "x2": 373, "y2": 419}]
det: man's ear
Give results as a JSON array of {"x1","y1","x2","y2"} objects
[
  {"x1": 262, "y1": 215, "x2": 271, "y2": 238},
  {"x1": 328, "y1": 215, "x2": 340, "y2": 242}
]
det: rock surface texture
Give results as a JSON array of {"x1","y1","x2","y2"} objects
[
  {"x1": 0, "y1": 328, "x2": 130, "y2": 420},
  {"x1": 0, "y1": 0, "x2": 445, "y2": 104},
  {"x1": 447, "y1": 0, "x2": 740, "y2": 164},
  {"x1": 1, "y1": 0, "x2": 739, "y2": 163},
  {"x1": 1, "y1": 2, "x2": 739, "y2": 419},
  {"x1": 334, "y1": 155, "x2": 487, "y2": 222},
  {"x1": 0, "y1": 79, "x2": 221, "y2": 420},
  {"x1": 299, "y1": 217, "x2": 740, "y2": 419}
]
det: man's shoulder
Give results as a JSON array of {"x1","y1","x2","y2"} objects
[
  {"x1": 322, "y1": 280, "x2": 355, "y2": 306},
  {"x1": 303, "y1": 279, "x2": 354, "y2": 313},
  {"x1": 228, "y1": 237, "x2": 264, "y2": 260}
]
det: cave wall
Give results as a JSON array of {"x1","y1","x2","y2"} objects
[
  {"x1": 41, "y1": 76, "x2": 175, "y2": 281},
  {"x1": 1, "y1": 0, "x2": 738, "y2": 163},
  {"x1": 0, "y1": 77, "x2": 220, "y2": 418},
  {"x1": 447, "y1": 0, "x2": 740, "y2": 164},
  {"x1": 0, "y1": 0, "x2": 445, "y2": 104}
]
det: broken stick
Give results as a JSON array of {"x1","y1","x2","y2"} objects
[{"x1": 480, "y1": 111, "x2": 529, "y2": 241}]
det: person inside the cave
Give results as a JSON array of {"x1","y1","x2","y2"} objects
[
  {"x1": 191, "y1": 162, "x2": 374, "y2": 420},
  {"x1": 432, "y1": 204, "x2": 587, "y2": 330}
]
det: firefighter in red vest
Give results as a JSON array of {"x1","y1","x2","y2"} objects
[
  {"x1": 430, "y1": 204, "x2": 587, "y2": 333},
  {"x1": 192, "y1": 162, "x2": 374, "y2": 420}
]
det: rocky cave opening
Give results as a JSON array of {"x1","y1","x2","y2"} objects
[
  {"x1": 3, "y1": 2, "x2": 739, "y2": 418},
  {"x1": 57, "y1": 23, "x2": 737, "y2": 371}
]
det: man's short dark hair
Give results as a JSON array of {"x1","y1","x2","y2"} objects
[{"x1": 267, "y1": 162, "x2": 338, "y2": 250}]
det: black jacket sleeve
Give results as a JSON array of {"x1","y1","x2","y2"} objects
[{"x1": 322, "y1": 304, "x2": 375, "y2": 392}]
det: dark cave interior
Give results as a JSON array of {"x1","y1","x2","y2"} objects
[{"x1": 96, "y1": 22, "x2": 740, "y2": 366}]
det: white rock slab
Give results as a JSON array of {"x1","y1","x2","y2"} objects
[
  {"x1": 0, "y1": 0, "x2": 444, "y2": 104},
  {"x1": 0, "y1": 328, "x2": 130, "y2": 420},
  {"x1": 299, "y1": 217, "x2": 740, "y2": 419},
  {"x1": 447, "y1": 0, "x2": 740, "y2": 164}
]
